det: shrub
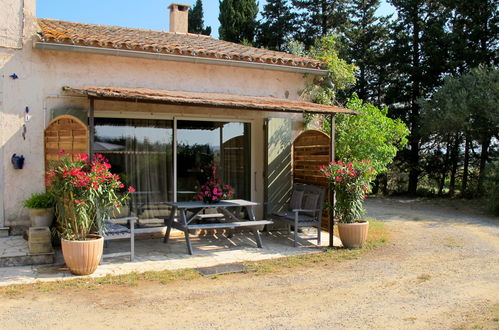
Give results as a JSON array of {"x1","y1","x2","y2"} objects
[{"x1": 23, "y1": 192, "x2": 55, "y2": 209}]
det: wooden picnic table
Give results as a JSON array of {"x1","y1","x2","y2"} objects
[{"x1": 158, "y1": 199, "x2": 273, "y2": 255}]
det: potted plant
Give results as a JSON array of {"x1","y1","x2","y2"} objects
[
  {"x1": 23, "y1": 192, "x2": 55, "y2": 227},
  {"x1": 194, "y1": 164, "x2": 234, "y2": 204},
  {"x1": 46, "y1": 152, "x2": 134, "y2": 275},
  {"x1": 321, "y1": 159, "x2": 375, "y2": 248}
]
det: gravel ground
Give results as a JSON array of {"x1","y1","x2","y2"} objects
[{"x1": 0, "y1": 197, "x2": 497, "y2": 329}]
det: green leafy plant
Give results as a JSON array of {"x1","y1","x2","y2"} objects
[
  {"x1": 321, "y1": 159, "x2": 376, "y2": 223},
  {"x1": 23, "y1": 192, "x2": 55, "y2": 209},
  {"x1": 46, "y1": 152, "x2": 134, "y2": 240},
  {"x1": 324, "y1": 95, "x2": 409, "y2": 175}
]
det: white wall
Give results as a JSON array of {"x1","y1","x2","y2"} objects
[{"x1": 1, "y1": 26, "x2": 311, "y2": 229}]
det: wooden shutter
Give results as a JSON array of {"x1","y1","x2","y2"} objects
[{"x1": 44, "y1": 115, "x2": 89, "y2": 170}]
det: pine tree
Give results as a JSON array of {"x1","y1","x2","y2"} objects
[
  {"x1": 342, "y1": 0, "x2": 390, "y2": 105},
  {"x1": 292, "y1": 0, "x2": 348, "y2": 47},
  {"x1": 257, "y1": 0, "x2": 297, "y2": 51},
  {"x1": 188, "y1": 0, "x2": 212, "y2": 35},
  {"x1": 385, "y1": 0, "x2": 451, "y2": 194},
  {"x1": 447, "y1": 0, "x2": 498, "y2": 71},
  {"x1": 219, "y1": 0, "x2": 259, "y2": 44}
]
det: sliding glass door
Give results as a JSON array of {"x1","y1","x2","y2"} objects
[
  {"x1": 94, "y1": 117, "x2": 251, "y2": 218},
  {"x1": 94, "y1": 118, "x2": 174, "y2": 216},
  {"x1": 176, "y1": 120, "x2": 251, "y2": 202}
]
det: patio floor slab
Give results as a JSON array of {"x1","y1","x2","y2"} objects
[
  {"x1": 0, "y1": 230, "x2": 341, "y2": 286},
  {"x1": 0, "y1": 236, "x2": 54, "y2": 267}
]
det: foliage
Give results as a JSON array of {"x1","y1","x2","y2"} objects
[
  {"x1": 321, "y1": 160, "x2": 376, "y2": 223},
  {"x1": 420, "y1": 66, "x2": 499, "y2": 195},
  {"x1": 292, "y1": 0, "x2": 348, "y2": 47},
  {"x1": 46, "y1": 153, "x2": 134, "y2": 240},
  {"x1": 302, "y1": 36, "x2": 357, "y2": 105},
  {"x1": 340, "y1": 0, "x2": 391, "y2": 105},
  {"x1": 23, "y1": 192, "x2": 55, "y2": 209},
  {"x1": 188, "y1": 0, "x2": 211, "y2": 35},
  {"x1": 219, "y1": 0, "x2": 259, "y2": 43},
  {"x1": 194, "y1": 164, "x2": 234, "y2": 203},
  {"x1": 256, "y1": 0, "x2": 297, "y2": 51},
  {"x1": 325, "y1": 95, "x2": 409, "y2": 175}
]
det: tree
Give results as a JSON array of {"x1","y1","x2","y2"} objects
[
  {"x1": 385, "y1": 0, "x2": 451, "y2": 194},
  {"x1": 341, "y1": 0, "x2": 391, "y2": 105},
  {"x1": 325, "y1": 95, "x2": 409, "y2": 175},
  {"x1": 256, "y1": 0, "x2": 297, "y2": 51},
  {"x1": 447, "y1": 0, "x2": 498, "y2": 72},
  {"x1": 297, "y1": 37, "x2": 408, "y2": 174},
  {"x1": 188, "y1": 0, "x2": 212, "y2": 35},
  {"x1": 292, "y1": 0, "x2": 348, "y2": 47},
  {"x1": 219, "y1": 0, "x2": 259, "y2": 44},
  {"x1": 420, "y1": 66, "x2": 499, "y2": 195}
]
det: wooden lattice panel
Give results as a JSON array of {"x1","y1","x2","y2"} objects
[
  {"x1": 292, "y1": 130, "x2": 331, "y2": 229},
  {"x1": 44, "y1": 115, "x2": 89, "y2": 170}
]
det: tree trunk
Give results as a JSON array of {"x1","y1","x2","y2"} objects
[
  {"x1": 438, "y1": 140, "x2": 451, "y2": 195},
  {"x1": 461, "y1": 136, "x2": 470, "y2": 194},
  {"x1": 449, "y1": 134, "x2": 460, "y2": 196},
  {"x1": 477, "y1": 135, "x2": 491, "y2": 195},
  {"x1": 407, "y1": 10, "x2": 421, "y2": 195}
]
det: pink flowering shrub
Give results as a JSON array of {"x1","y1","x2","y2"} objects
[
  {"x1": 320, "y1": 159, "x2": 375, "y2": 223},
  {"x1": 194, "y1": 165, "x2": 234, "y2": 204},
  {"x1": 46, "y1": 152, "x2": 134, "y2": 240}
]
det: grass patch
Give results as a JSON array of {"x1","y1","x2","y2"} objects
[
  {"x1": 444, "y1": 237, "x2": 464, "y2": 248},
  {"x1": 454, "y1": 304, "x2": 499, "y2": 330},
  {"x1": 0, "y1": 218, "x2": 388, "y2": 296},
  {"x1": 417, "y1": 273, "x2": 431, "y2": 282},
  {"x1": 244, "y1": 218, "x2": 389, "y2": 274}
]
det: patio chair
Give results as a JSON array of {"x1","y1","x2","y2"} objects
[
  {"x1": 101, "y1": 216, "x2": 137, "y2": 261},
  {"x1": 270, "y1": 184, "x2": 325, "y2": 247}
]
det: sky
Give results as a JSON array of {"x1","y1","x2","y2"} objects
[{"x1": 37, "y1": 0, "x2": 396, "y2": 39}]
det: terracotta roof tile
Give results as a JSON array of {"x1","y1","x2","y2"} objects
[
  {"x1": 37, "y1": 19, "x2": 325, "y2": 70},
  {"x1": 62, "y1": 86, "x2": 356, "y2": 115}
]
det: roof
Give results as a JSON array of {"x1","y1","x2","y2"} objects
[
  {"x1": 37, "y1": 19, "x2": 325, "y2": 71},
  {"x1": 62, "y1": 86, "x2": 356, "y2": 115}
]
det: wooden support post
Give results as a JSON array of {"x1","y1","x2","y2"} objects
[
  {"x1": 329, "y1": 114, "x2": 336, "y2": 247},
  {"x1": 88, "y1": 97, "x2": 95, "y2": 158}
]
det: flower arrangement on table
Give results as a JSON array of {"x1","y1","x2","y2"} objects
[
  {"x1": 194, "y1": 164, "x2": 234, "y2": 204},
  {"x1": 320, "y1": 159, "x2": 375, "y2": 223},
  {"x1": 45, "y1": 152, "x2": 135, "y2": 240}
]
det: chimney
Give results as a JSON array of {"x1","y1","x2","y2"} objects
[{"x1": 168, "y1": 3, "x2": 191, "y2": 33}]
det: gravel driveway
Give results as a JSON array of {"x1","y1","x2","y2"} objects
[{"x1": 0, "y1": 198, "x2": 497, "y2": 329}]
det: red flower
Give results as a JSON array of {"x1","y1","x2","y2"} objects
[
  {"x1": 128, "y1": 186, "x2": 136, "y2": 193},
  {"x1": 75, "y1": 154, "x2": 88, "y2": 162},
  {"x1": 74, "y1": 200, "x2": 86, "y2": 205},
  {"x1": 119, "y1": 183, "x2": 125, "y2": 188},
  {"x1": 335, "y1": 176, "x2": 343, "y2": 182}
]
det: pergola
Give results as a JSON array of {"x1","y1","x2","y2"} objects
[{"x1": 62, "y1": 85, "x2": 358, "y2": 247}]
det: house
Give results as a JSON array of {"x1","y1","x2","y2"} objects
[{"x1": 0, "y1": 0, "x2": 352, "y2": 236}]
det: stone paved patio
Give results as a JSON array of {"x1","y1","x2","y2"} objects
[
  {"x1": 0, "y1": 236, "x2": 54, "y2": 267},
  {"x1": 0, "y1": 230, "x2": 340, "y2": 286}
]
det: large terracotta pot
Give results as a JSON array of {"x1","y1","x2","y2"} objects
[
  {"x1": 61, "y1": 234, "x2": 104, "y2": 275},
  {"x1": 28, "y1": 208, "x2": 54, "y2": 227},
  {"x1": 338, "y1": 221, "x2": 369, "y2": 249}
]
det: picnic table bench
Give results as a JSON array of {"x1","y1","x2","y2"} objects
[{"x1": 158, "y1": 199, "x2": 273, "y2": 255}]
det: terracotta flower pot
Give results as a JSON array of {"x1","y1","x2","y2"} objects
[
  {"x1": 338, "y1": 221, "x2": 369, "y2": 249},
  {"x1": 61, "y1": 234, "x2": 104, "y2": 275}
]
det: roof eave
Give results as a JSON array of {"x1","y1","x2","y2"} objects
[{"x1": 34, "y1": 42, "x2": 329, "y2": 76}]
